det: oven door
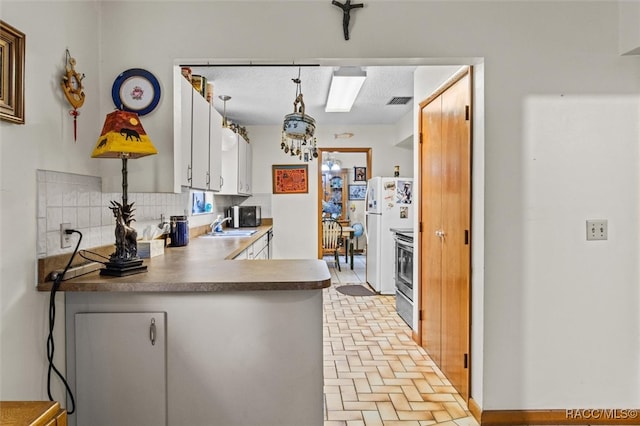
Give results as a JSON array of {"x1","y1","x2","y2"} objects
[{"x1": 394, "y1": 235, "x2": 414, "y2": 301}]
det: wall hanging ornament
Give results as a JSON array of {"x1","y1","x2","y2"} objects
[
  {"x1": 281, "y1": 68, "x2": 318, "y2": 162},
  {"x1": 61, "y1": 49, "x2": 85, "y2": 142}
]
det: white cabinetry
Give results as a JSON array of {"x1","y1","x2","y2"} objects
[
  {"x1": 220, "y1": 129, "x2": 252, "y2": 196},
  {"x1": 75, "y1": 312, "x2": 167, "y2": 425},
  {"x1": 177, "y1": 76, "x2": 222, "y2": 191},
  {"x1": 66, "y1": 288, "x2": 323, "y2": 426},
  {"x1": 191, "y1": 88, "x2": 210, "y2": 189},
  {"x1": 233, "y1": 230, "x2": 272, "y2": 260},
  {"x1": 208, "y1": 108, "x2": 223, "y2": 191},
  {"x1": 179, "y1": 77, "x2": 193, "y2": 188}
]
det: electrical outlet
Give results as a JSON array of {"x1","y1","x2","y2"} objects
[
  {"x1": 60, "y1": 223, "x2": 72, "y2": 248},
  {"x1": 586, "y1": 220, "x2": 607, "y2": 241}
]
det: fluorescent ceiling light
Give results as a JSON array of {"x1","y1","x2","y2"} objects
[{"x1": 325, "y1": 67, "x2": 367, "y2": 113}]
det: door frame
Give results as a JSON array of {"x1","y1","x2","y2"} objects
[
  {"x1": 317, "y1": 147, "x2": 372, "y2": 258},
  {"x1": 417, "y1": 65, "x2": 473, "y2": 400}
]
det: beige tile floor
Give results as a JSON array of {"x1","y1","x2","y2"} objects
[{"x1": 323, "y1": 254, "x2": 479, "y2": 426}]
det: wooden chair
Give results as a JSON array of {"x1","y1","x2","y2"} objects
[{"x1": 322, "y1": 218, "x2": 343, "y2": 271}]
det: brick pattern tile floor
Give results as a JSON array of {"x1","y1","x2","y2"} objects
[{"x1": 323, "y1": 254, "x2": 478, "y2": 426}]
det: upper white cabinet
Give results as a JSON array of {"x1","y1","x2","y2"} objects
[
  {"x1": 176, "y1": 74, "x2": 223, "y2": 191},
  {"x1": 219, "y1": 128, "x2": 252, "y2": 196},
  {"x1": 191, "y1": 87, "x2": 210, "y2": 189},
  {"x1": 178, "y1": 76, "x2": 193, "y2": 188},
  {"x1": 208, "y1": 108, "x2": 223, "y2": 191}
]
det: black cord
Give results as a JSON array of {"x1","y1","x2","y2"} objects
[
  {"x1": 78, "y1": 249, "x2": 109, "y2": 265},
  {"x1": 47, "y1": 229, "x2": 82, "y2": 415}
]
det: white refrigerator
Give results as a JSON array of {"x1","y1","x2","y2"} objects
[{"x1": 365, "y1": 177, "x2": 414, "y2": 294}]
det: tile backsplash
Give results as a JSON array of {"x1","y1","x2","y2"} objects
[
  {"x1": 36, "y1": 170, "x2": 273, "y2": 259},
  {"x1": 37, "y1": 170, "x2": 188, "y2": 258}
]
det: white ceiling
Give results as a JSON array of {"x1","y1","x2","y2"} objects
[{"x1": 186, "y1": 65, "x2": 417, "y2": 127}]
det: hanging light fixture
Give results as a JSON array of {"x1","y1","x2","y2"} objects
[
  {"x1": 322, "y1": 155, "x2": 342, "y2": 171},
  {"x1": 219, "y1": 94, "x2": 231, "y2": 127},
  {"x1": 281, "y1": 68, "x2": 318, "y2": 162}
]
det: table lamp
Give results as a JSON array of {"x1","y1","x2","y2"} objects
[{"x1": 91, "y1": 109, "x2": 158, "y2": 276}]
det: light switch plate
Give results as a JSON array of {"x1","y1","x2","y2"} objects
[{"x1": 586, "y1": 220, "x2": 607, "y2": 241}]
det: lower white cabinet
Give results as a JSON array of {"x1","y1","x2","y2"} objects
[
  {"x1": 66, "y1": 288, "x2": 323, "y2": 426},
  {"x1": 233, "y1": 231, "x2": 271, "y2": 260},
  {"x1": 75, "y1": 312, "x2": 167, "y2": 426}
]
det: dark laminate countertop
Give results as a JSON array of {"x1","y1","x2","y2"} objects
[{"x1": 37, "y1": 225, "x2": 331, "y2": 293}]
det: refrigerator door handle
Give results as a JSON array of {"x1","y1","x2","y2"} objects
[
  {"x1": 364, "y1": 213, "x2": 369, "y2": 244},
  {"x1": 364, "y1": 180, "x2": 370, "y2": 243}
]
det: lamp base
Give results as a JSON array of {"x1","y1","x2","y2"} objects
[{"x1": 100, "y1": 259, "x2": 147, "y2": 277}]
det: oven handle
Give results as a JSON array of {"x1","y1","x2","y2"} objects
[{"x1": 394, "y1": 237, "x2": 414, "y2": 249}]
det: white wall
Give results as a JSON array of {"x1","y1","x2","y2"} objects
[
  {"x1": 619, "y1": 0, "x2": 640, "y2": 55},
  {"x1": 2, "y1": 0, "x2": 640, "y2": 415},
  {"x1": 1, "y1": 1, "x2": 102, "y2": 402}
]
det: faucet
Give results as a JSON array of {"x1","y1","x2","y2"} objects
[{"x1": 211, "y1": 215, "x2": 232, "y2": 233}]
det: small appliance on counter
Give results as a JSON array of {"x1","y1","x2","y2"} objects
[
  {"x1": 226, "y1": 206, "x2": 261, "y2": 228},
  {"x1": 169, "y1": 215, "x2": 189, "y2": 246}
]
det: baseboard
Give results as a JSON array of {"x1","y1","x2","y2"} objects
[
  {"x1": 475, "y1": 407, "x2": 640, "y2": 425},
  {"x1": 468, "y1": 397, "x2": 482, "y2": 423},
  {"x1": 411, "y1": 330, "x2": 420, "y2": 345}
]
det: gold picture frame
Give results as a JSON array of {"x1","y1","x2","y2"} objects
[
  {"x1": 0, "y1": 21, "x2": 25, "y2": 124},
  {"x1": 272, "y1": 164, "x2": 309, "y2": 194}
]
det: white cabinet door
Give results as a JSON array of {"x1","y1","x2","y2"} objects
[
  {"x1": 244, "y1": 139, "x2": 252, "y2": 195},
  {"x1": 219, "y1": 130, "x2": 252, "y2": 196},
  {"x1": 219, "y1": 129, "x2": 239, "y2": 195},
  {"x1": 208, "y1": 108, "x2": 223, "y2": 191},
  {"x1": 237, "y1": 135, "x2": 247, "y2": 194},
  {"x1": 179, "y1": 77, "x2": 193, "y2": 188},
  {"x1": 75, "y1": 312, "x2": 167, "y2": 426},
  {"x1": 191, "y1": 92, "x2": 210, "y2": 189}
]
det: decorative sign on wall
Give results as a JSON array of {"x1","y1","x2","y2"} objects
[{"x1": 272, "y1": 164, "x2": 309, "y2": 194}]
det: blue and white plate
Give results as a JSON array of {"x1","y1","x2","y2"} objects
[{"x1": 111, "y1": 68, "x2": 161, "y2": 116}]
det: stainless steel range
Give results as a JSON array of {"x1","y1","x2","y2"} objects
[{"x1": 393, "y1": 229, "x2": 414, "y2": 327}]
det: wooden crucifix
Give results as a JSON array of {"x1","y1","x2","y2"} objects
[{"x1": 332, "y1": 0, "x2": 364, "y2": 40}]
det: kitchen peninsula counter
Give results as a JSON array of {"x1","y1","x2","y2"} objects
[
  {"x1": 37, "y1": 225, "x2": 331, "y2": 293},
  {"x1": 45, "y1": 223, "x2": 327, "y2": 426}
]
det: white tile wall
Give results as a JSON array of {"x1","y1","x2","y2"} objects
[
  {"x1": 36, "y1": 171, "x2": 274, "y2": 258},
  {"x1": 36, "y1": 170, "x2": 189, "y2": 258}
]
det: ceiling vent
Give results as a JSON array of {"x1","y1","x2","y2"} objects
[{"x1": 387, "y1": 96, "x2": 412, "y2": 105}]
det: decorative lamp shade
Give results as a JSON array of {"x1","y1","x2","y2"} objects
[{"x1": 91, "y1": 109, "x2": 158, "y2": 159}]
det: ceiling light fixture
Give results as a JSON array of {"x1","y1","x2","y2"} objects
[
  {"x1": 322, "y1": 156, "x2": 342, "y2": 172},
  {"x1": 281, "y1": 68, "x2": 317, "y2": 162},
  {"x1": 325, "y1": 67, "x2": 367, "y2": 113}
]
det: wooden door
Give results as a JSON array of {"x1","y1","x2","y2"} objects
[
  {"x1": 420, "y1": 97, "x2": 443, "y2": 366},
  {"x1": 419, "y1": 68, "x2": 471, "y2": 401}
]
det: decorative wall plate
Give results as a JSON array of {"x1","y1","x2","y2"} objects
[{"x1": 111, "y1": 68, "x2": 161, "y2": 116}]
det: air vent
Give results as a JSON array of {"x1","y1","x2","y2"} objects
[{"x1": 387, "y1": 96, "x2": 412, "y2": 105}]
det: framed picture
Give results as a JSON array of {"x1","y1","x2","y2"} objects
[
  {"x1": 348, "y1": 184, "x2": 367, "y2": 200},
  {"x1": 272, "y1": 164, "x2": 308, "y2": 194},
  {"x1": 0, "y1": 21, "x2": 25, "y2": 124},
  {"x1": 191, "y1": 191, "x2": 205, "y2": 214},
  {"x1": 354, "y1": 166, "x2": 366, "y2": 182}
]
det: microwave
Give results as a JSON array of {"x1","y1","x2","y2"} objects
[{"x1": 226, "y1": 206, "x2": 261, "y2": 228}]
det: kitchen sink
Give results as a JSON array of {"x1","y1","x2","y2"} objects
[{"x1": 200, "y1": 229, "x2": 258, "y2": 238}]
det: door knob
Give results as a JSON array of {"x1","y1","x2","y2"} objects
[{"x1": 435, "y1": 230, "x2": 445, "y2": 238}]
